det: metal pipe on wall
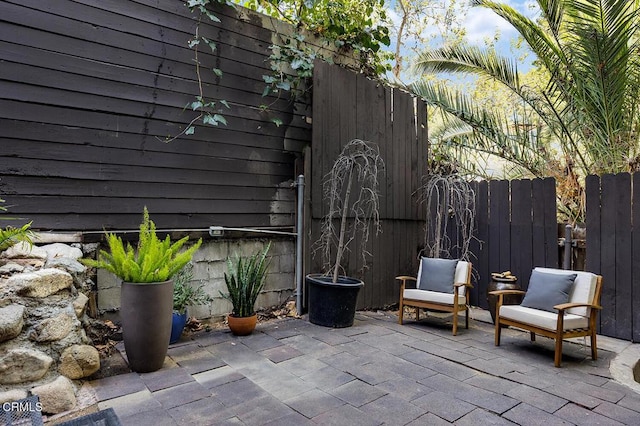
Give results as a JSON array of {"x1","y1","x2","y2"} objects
[{"x1": 295, "y1": 175, "x2": 305, "y2": 316}]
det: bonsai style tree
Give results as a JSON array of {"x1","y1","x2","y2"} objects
[{"x1": 316, "y1": 139, "x2": 385, "y2": 283}]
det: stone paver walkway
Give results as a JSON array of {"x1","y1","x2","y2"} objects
[{"x1": 82, "y1": 311, "x2": 640, "y2": 425}]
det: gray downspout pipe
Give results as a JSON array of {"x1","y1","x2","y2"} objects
[
  {"x1": 563, "y1": 224, "x2": 572, "y2": 270},
  {"x1": 295, "y1": 175, "x2": 305, "y2": 316}
]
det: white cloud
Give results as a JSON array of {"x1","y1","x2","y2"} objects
[{"x1": 463, "y1": 7, "x2": 517, "y2": 45}]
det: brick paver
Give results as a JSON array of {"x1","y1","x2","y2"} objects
[{"x1": 79, "y1": 312, "x2": 640, "y2": 425}]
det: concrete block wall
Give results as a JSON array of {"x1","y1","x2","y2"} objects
[{"x1": 96, "y1": 237, "x2": 296, "y2": 321}]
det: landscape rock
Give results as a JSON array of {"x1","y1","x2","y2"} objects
[
  {"x1": 12, "y1": 268, "x2": 72, "y2": 297},
  {"x1": 0, "y1": 389, "x2": 28, "y2": 405},
  {"x1": 46, "y1": 257, "x2": 85, "y2": 276},
  {"x1": 2, "y1": 242, "x2": 47, "y2": 260},
  {"x1": 31, "y1": 376, "x2": 76, "y2": 414},
  {"x1": 40, "y1": 243, "x2": 83, "y2": 260},
  {"x1": 72, "y1": 293, "x2": 89, "y2": 318},
  {"x1": 29, "y1": 312, "x2": 75, "y2": 342},
  {"x1": 0, "y1": 304, "x2": 25, "y2": 342},
  {"x1": 0, "y1": 262, "x2": 24, "y2": 275},
  {"x1": 0, "y1": 349, "x2": 53, "y2": 384},
  {"x1": 58, "y1": 345, "x2": 100, "y2": 379}
]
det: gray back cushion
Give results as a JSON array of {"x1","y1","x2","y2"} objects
[
  {"x1": 418, "y1": 258, "x2": 458, "y2": 293},
  {"x1": 521, "y1": 270, "x2": 577, "y2": 313}
]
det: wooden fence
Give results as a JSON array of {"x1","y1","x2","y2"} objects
[
  {"x1": 307, "y1": 61, "x2": 428, "y2": 310},
  {"x1": 0, "y1": 0, "x2": 344, "y2": 232},
  {"x1": 586, "y1": 173, "x2": 640, "y2": 341},
  {"x1": 468, "y1": 178, "x2": 558, "y2": 308}
]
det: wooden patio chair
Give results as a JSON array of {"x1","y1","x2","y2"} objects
[
  {"x1": 397, "y1": 258, "x2": 472, "y2": 335},
  {"x1": 491, "y1": 267, "x2": 602, "y2": 367}
]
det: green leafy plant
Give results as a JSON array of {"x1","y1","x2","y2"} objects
[
  {"x1": 82, "y1": 208, "x2": 202, "y2": 283},
  {"x1": 221, "y1": 243, "x2": 271, "y2": 317},
  {"x1": 173, "y1": 262, "x2": 212, "y2": 314},
  {"x1": 0, "y1": 198, "x2": 33, "y2": 253}
]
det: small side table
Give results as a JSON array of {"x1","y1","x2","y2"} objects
[{"x1": 487, "y1": 275, "x2": 522, "y2": 325}]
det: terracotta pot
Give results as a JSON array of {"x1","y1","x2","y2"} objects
[
  {"x1": 227, "y1": 313, "x2": 257, "y2": 336},
  {"x1": 120, "y1": 280, "x2": 173, "y2": 373}
]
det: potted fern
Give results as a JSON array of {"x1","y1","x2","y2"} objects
[
  {"x1": 83, "y1": 208, "x2": 201, "y2": 373},
  {"x1": 221, "y1": 243, "x2": 270, "y2": 336},
  {"x1": 171, "y1": 262, "x2": 211, "y2": 343}
]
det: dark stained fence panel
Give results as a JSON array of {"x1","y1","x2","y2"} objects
[
  {"x1": 469, "y1": 178, "x2": 556, "y2": 306},
  {"x1": 586, "y1": 173, "x2": 638, "y2": 341},
  {"x1": 0, "y1": 0, "x2": 332, "y2": 231},
  {"x1": 309, "y1": 61, "x2": 428, "y2": 309}
]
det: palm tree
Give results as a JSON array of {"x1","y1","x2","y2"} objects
[{"x1": 409, "y1": 0, "x2": 640, "y2": 221}]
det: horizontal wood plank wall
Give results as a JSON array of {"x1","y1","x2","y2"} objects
[
  {"x1": 586, "y1": 173, "x2": 636, "y2": 341},
  {"x1": 309, "y1": 61, "x2": 428, "y2": 310},
  {"x1": 469, "y1": 178, "x2": 557, "y2": 308},
  {"x1": 0, "y1": 0, "x2": 344, "y2": 231}
]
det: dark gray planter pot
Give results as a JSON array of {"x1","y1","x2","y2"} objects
[
  {"x1": 306, "y1": 274, "x2": 363, "y2": 328},
  {"x1": 121, "y1": 280, "x2": 173, "y2": 373}
]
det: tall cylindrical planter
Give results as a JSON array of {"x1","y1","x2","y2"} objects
[
  {"x1": 306, "y1": 274, "x2": 363, "y2": 328},
  {"x1": 121, "y1": 280, "x2": 173, "y2": 373}
]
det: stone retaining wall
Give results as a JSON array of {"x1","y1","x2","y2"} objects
[{"x1": 0, "y1": 242, "x2": 99, "y2": 415}]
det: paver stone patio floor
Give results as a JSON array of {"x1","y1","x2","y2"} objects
[{"x1": 78, "y1": 310, "x2": 640, "y2": 425}]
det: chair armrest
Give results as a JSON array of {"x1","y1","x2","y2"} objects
[
  {"x1": 396, "y1": 276, "x2": 417, "y2": 281},
  {"x1": 454, "y1": 281, "x2": 473, "y2": 288},
  {"x1": 488, "y1": 289, "x2": 525, "y2": 296},
  {"x1": 554, "y1": 302, "x2": 602, "y2": 311}
]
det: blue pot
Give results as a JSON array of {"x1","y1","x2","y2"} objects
[{"x1": 170, "y1": 311, "x2": 188, "y2": 344}]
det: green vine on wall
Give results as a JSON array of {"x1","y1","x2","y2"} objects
[{"x1": 161, "y1": 0, "x2": 231, "y2": 142}]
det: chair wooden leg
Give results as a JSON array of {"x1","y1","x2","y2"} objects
[
  {"x1": 398, "y1": 305, "x2": 404, "y2": 325},
  {"x1": 530, "y1": 332, "x2": 536, "y2": 342},
  {"x1": 452, "y1": 306, "x2": 458, "y2": 336},
  {"x1": 554, "y1": 337, "x2": 563, "y2": 367},
  {"x1": 465, "y1": 308, "x2": 469, "y2": 329},
  {"x1": 415, "y1": 307, "x2": 420, "y2": 321},
  {"x1": 591, "y1": 331, "x2": 598, "y2": 360},
  {"x1": 494, "y1": 316, "x2": 501, "y2": 346}
]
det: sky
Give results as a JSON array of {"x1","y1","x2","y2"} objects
[{"x1": 385, "y1": 0, "x2": 539, "y2": 79}]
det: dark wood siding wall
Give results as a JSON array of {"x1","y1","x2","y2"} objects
[
  {"x1": 308, "y1": 61, "x2": 428, "y2": 309},
  {"x1": 586, "y1": 173, "x2": 639, "y2": 341},
  {"x1": 0, "y1": 0, "x2": 335, "y2": 231},
  {"x1": 469, "y1": 178, "x2": 557, "y2": 308}
]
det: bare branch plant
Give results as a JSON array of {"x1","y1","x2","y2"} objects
[
  {"x1": 421, "y1": 173, "x2": 475, "y2": 261},
  {"x1": 315, "y1": 139, "x2": 385, "y2": 283}
]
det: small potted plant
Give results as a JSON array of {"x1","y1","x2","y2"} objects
[
  {"x1": 221, "y1": 243, "x2": 271, "y2": 336},
  {"x1": 171, "y1": 262, "x2": 211, "y2": 343},
  {"x1": 82, "y1": 207, "x2": 202, "y2": 373}
]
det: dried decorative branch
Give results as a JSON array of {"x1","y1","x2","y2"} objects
[
  {"x1": 420, "y1": 173, "x2": 475, "y2": 262},
  {"x1": 314, "y1": 139, "x2": 385, "y2": 283}
]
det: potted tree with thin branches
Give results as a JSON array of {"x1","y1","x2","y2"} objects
[{"x1": 307, "y1": 139, "x2": 385, "y2": 327}]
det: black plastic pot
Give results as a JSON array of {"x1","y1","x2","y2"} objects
[
  {"x1": 121, "y1": 280, "x2": 173, "y2": 373},
  {"x1": 306, "y1": 274, "x2": 364, "y2": 328}
]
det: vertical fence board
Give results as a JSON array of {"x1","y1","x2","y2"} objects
[
  {"x1": 473, "y1": 180, "x2": 490, "y2": 308},
  {"x1": 614, "y1": 173, "x2": 632, "y2": 340},
  {"x1": 599, "y1": 174, "x2": 617, "y2": 336},
  {"x1": 585, "y1": 174, "x2": 602, "y2": 333},
  {"x1": 511, "y1": 179, "x2": 533, "y2": 290},
  {"x1": 542, "y1": 178, "x2": 559, "y2": 268},
  {"x1": 633, "y1": 174, "x2": 640, "y2": 342}
]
